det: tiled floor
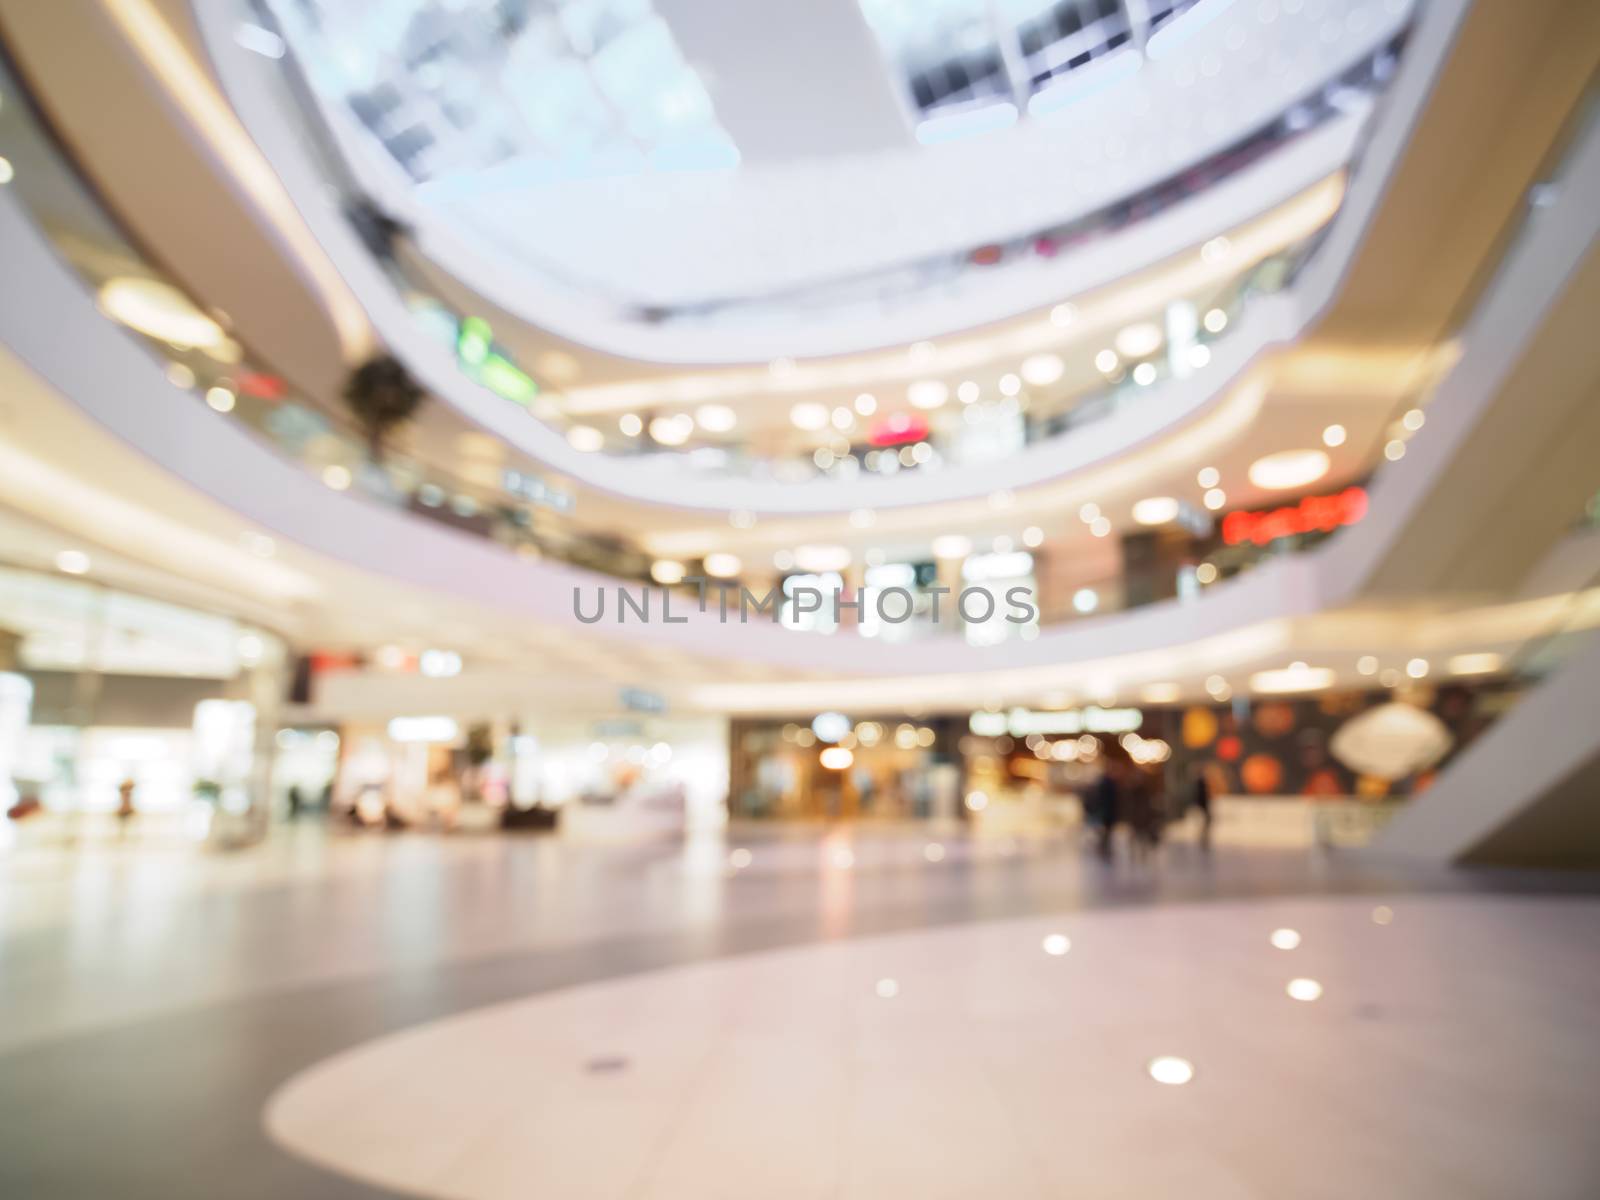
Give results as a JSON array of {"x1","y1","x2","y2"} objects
[{"x1": 2, "y1": 822, "x2": 1598, "y2": 1197}]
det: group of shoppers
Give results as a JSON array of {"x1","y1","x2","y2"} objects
[{"x1": 1085, "y1": 755, "x2": 1213, "y2": 860}]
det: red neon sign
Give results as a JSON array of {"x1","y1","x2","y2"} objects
[
  {"x1": 1222, "y1": 486, "x2": 1368, "y2": 547},
  {"x1": 868, "y1": 412, "x2": 929, "y2": 447}
]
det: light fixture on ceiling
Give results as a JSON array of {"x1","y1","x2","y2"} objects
[
  {"x1": 1072, "y1": 588, "x2": 1098, "y2": 614},
  {"x1": 1022, "y1": 526, "x2": 1044, "y2": 548},
  {"x1": 1357, "y1": 655, "x2": 1379, "y2": 675},
  {"x1": 1115, "y1": 322, "x2": 1163, "y2": 359},
  {"x1": 1203, "y1": 308, "x2": 1228, "y2": 333},
  {"x1": 1141, "y1": 682, "x2": 1181, "y2": 704},
  {"x1": 567, "y1": 425, "x2": 604, "y2": 452},
  {"x1": 793, "y1": 544, "x2": 851, "y2": 572},
  {"x1": 790, "y1": 402, "x2": 829, "y2": 431},
  {"x1": 1200, "y1": 235, "x2": 1231, "y2": 263},
  {"x1": 1402, "y1": 408, "x2": 1426, "y2": 431},
  {"x1": 1188, "y1": 344, "x2": 1211, "y2": 368},
  {"x1": 957, "y1": 380, "x2": 980, "y2": 404},
  {"x1": 1051, "y1": 303, "x2": 1075, "y2": 327},
  {"x1": 1195, "y1": 562, "x2": 1218, "y2": 584},
  {"x1": 998, "y1": 373, "x2": 1022, "y2": 396},
  {"x1": 618, "y1": 413, "x2": 643, "y2": 436},
  {"x1": 931, "y1": 534, "x2": 973, "y2": 559},
  {"x1": 322, "y1": 464, "x2": 352, "y2": 490},
  {"x1": 650, "y1": 559, "x2": 686, "y2": 585},
  {"x1": 1322, "y1": 424, "x2": 1347, "y2": 448},
  {"x1": 650, "y1": 414, "x2": 694, "y2": 445},
  {"x1": 1250, "y1": 663, "x2": 1335, "y2": 694},
  {"x1": 1094, "y1": 349, "x2": 1120, "y2": 374},
  {"x1": 908, "y1": 380, "x2": 949, "y2": 410},
  {"x1": 855, "y1": 392, "x2": 877, "y2": 415},
  {"x1": 1405, "y1": 657, "x2": 1429, "y2": 679},
  {"x1": 1025, "y1": 355, "x2": 1064, "y2": 385},
  {"x1": 1447, "y1": 652, "x2": 1502, "y2": 676},
  {"x1": 205, "y1": 386, "x2": 236, "y2": 413},
  {"x1": 1089, "y1": 516, "x2": 1111, "y2": 538},
  {"x1": 1196, "y1": 467, "x2": 1220, "y2": 489},
  {"x1": 703, "y1": 552, "x2": 742, "y2": 578},
  {"x1": 1132, "y1": 496, "x2": 1180, "y2": 526},
  {"x1": 99, "y1": 277, "x2": 226, "y2": 348},
  {"x1": 1385, "y1": 439, "x2": 1406, "y2": 461},
  {"x1": 693, "y1": 404, "x2": 736, "y2": 433},
  {"x1": 1203, "y1": 488, "x2": 1226, "y2": 510},
  {"x1": 820, "y1": 746, "x2": 854, "y2": 770},
  {"x1": 1248, "y1": 449, "x2": 1330, "y2": 491},
  {"x1": 54, "y1": 549, "x2": 91, "y2": 575},
  {"x1": 1132, "y1": 362, "x2": 1158, "y2": 385}
]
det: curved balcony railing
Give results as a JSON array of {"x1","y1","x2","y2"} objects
[{"x1": 0, "y1": 28, "x2": 1433, "y2": 646}]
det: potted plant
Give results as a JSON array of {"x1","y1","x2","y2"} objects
[{"x1": 342, "y1": 355, "x2": 424, "y2": 462}]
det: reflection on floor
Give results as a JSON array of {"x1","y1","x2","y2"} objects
[
  {"x1": 2, "y1": 823, "x2": 1598, "y2": 1198},
  {"x1": 269, "y1": 896, "x2": 1600, "y2": 1200}
]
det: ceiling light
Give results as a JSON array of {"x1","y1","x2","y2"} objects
[
  {"x1": 1286, "y1": 978, "x2": 1323, "y2": 1002},
  {"x1": 703, "y1": 552, "x2": 742, "y2": 578},
  {"x1": 1201, "y1": 235, "x2": 1232, "y2": 263},
  {"x1": 1205, "y1": 674, "x2": 1229, "y2": 696},
  {"x1": 1051, "y1": 303, "x2": 1076, "y2": 327},
  {"x1": 650, "y1": 414, "x2": 694, "y2": 445},
  {"x1": 1147, "y1": 1056, "x2": 1194, "y2": 1086},
  {"x1": 1270, "y1": 928, "x2": 1301, "y2": 950},
  {"x1": 322, "y1": 464, "x2": 352, "y2": 490},
  {"x1": 619, "y1": 413, "x2": 642, "y2": 436},
  {"x1": 999, "y1": 373, "x2": 1022, "y2": 396},
  {"x1": 1042, "y1": 933, "x2": 1071, "y2": 956},
  {"x1": 730, "y1": 509, "x2": 757, "y2": 530},
  {"x1": 1250, "y1": 664, "x2": 1335, "y2": 694},
  {"x1": 1090, "y1": 516, "x2": 1111, "y2": 538},
  {"x1": 567, "y1": 425, "x2": 604, "y2": 452},
  {"x1": 694, "y1": 404, "x2": 736, "y2": 433},
  {"x1": 1203, "y1": 308, "x2": 1228, "y2": 333},
  {"x1": 1022, "y1": 526, "x2": 1044, "y2": 548},
  {"x1": 1132, "y1": 362, "x2": 1158, "y2": 385},
  {"x1": 956, "y1": 380, "x2": 980, "y2": 404},
  {"x1": 1405, "y1": 657, "x2": 1429, "y2": 679},
  {"x1": 55, "y1": 549, "x2": 91, "y2": 575},
  {"x1": 1197, "y1": 467, "x2": 1220, "y2": 489},
  {"x1": 729, "y1": 848, "x2": 753, "y2": 869},
  {"x1": 205, "y1": 386, "x2": 236, "y2": 413},
  {"x1": 1094, "y1": 349, "x2": 1120, "y2": 374},
  {"x1": 1187, "y1": 344, "x2": 1212, "y2": 368},
  {"x1": 773, "y1": 549, "x2": 794, "y2": 571},
  {"x1": 794, "y1": 544, "x2": 851, "y2": 572},
  {"x1": 1115, "y1": 322, "x2": 1163, "y2": 359},
  {"x1": 908, "y1": 380, "x2": 949, "y2": 410},
  {"x1": 1402, "y1": 408, "x2": 1426, "y2": 431},
  {"x1": 419, "y1": 649, "x2": 462, "y2": 678},
  {"x1": 650, "y1": 559, "x2": 686, "y2": 585},
  {"x1": 1447, "y1": 652, "x2": 1502, "y2": 676},
  {"x1": 165, "y1": 362, "x2": 196, "y2": 389},
  {"x1": 769, "y1": 356, "x2": 797, "y2": 377},
  {"x1": 1141, "y1": 682, "x2": 1181, "y2": 703},
  {"x1": 931, "y1": 534, "x2": 972, "y2": 559},
  {"x1": 1203, "y1": 488, "x2": 1227, "y2": 511},
  {"x1": 98, "y1": 277, "x2": 226, "y2": 348},
  {"x1": 1020, "y1": 354, "x2": 1065, "y2": 387},
  {"x1": 1357, "y1": 655, "x2": 1379, "y2": 675},
  {"x1": 964, "y1": 791, "x2": 989, "y2": 812},
  {"x1": 1132, "y1": 496, "x2": 1180, "y2": 526},
  {"x1": 790, "y1": 402, "x2": 829, "y2": 431},
  {"x1": 1195, "y1": 562, "x2": 1218, "y2": 584},
  {"x1": 1248, "y1": 449, "x2": 1330, "y2": 490},
  {"x1": 1385, "y1": 439, "x2": 1406, "y2": 461},
  {"x1": 1322, "y1": 424, "x2": 1347, "y2": 448},
  {"x1": 1072, "y1": 588, "x2": 1099, "y2": 614},
  {"x1": 820, "y1": 745, "x2": 854, "y2": 771},
  {"x1": 832, "y1": 406, "x2": 855, "y2": 430},
  {"x1": 855, "y1": 392, "x2": 877, "y2": 415}
]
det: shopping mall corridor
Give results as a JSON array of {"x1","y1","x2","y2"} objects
[{"x1": 2, "y1": 824, "x2": 1599, "y2": 1199}]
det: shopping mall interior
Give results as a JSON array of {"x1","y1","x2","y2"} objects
[{"x1": 1, "y1": 0, "x2": 1599, "y2": 1195}]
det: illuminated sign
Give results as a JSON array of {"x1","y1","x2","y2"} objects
[
  {"x1": 969, "y1": 706, "x2": 1144, "y2": 737},
  {"x1": 1221, "y1": 486, "x2": 1367, "y2": 547},
  {"x1": 868, "y1": 412, "x2": 929, "y2": 447}
]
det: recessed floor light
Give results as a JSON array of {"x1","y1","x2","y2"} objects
[
  {"x1": 1287, "y1": 977, "x2": 1323, "y2": 1002},
  {"x1": 1148, "y1": 1056, "x2": 1195, "y2": 1085}
]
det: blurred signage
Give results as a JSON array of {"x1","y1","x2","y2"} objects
[
  {"x1": 1222, "y1": 486, "x2": 1367, "y2": 547},
  {"x1": 970, "y1": 706, "x2": 1143, "y2": 737},
  {"x1": 620, "y1": 687, "x2": 666, "y2": 714},
  {"x1": 503, "y1": 469, "x2": 574, "y2": 513}
]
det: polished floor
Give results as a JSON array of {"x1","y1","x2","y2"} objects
[{"x1": 2, "y1": 822, "x2": 1599, "y2": 1198}]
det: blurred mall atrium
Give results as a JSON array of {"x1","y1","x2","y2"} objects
[{"x1": 2, "y1": 0, "x2": 1600, "y2": 1196}]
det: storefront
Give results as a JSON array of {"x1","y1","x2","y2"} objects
[{"x1": 0, "y1": 567, "x2": 286, "y2": 847}]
